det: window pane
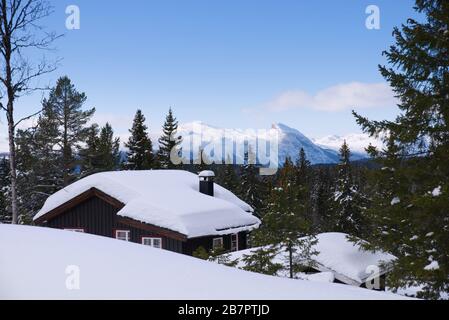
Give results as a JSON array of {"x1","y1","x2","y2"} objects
[
  {"x1": 153, "y1": 239, "x2": 161, "y2": 248},
  {"x1": 116, "y1": 231, "x2": 129, "y2": 241}
]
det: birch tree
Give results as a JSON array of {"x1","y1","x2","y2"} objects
[{"x1": 0, "y1": 0, "x2": 59, "y2": 224}]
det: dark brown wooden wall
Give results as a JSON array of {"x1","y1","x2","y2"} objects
[
  {"x1": 44, "y1": 195, "x2": 249, "y2": 256},
  {"x1": 183, "y1": 232, "x2": 248, "y2": 255},
  {"x1": 45, "y1": 196, "x2": 183, "y2": 253}
]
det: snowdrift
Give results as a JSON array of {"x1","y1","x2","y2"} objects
[{"x1": 0, "y1": 225, "x2": 409, "y2": 300}]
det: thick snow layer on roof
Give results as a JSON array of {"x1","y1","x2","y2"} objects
[
  {"x1": 34, "y1": 170, "x2": 260, "y2": 238},
  {"x1": 0, "y1": 225, "x2": 408, "y2": 300},
  {"x1": 227, "y1": 233, "x2": 396, "y2": 286}
]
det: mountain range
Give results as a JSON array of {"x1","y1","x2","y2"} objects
[
  {"x1": 0, "y1": 123, "x2": 380, "y2": 165},
  {"x1": 176, "y1": 122, "x2": 375, "y2": 165}
]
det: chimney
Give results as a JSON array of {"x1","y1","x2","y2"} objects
[{"x1": 198, "y1": 170, "x2": 215, "y2": 197}]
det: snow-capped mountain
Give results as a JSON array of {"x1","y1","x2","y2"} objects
[
  {"x1": 176, "y1": 122, "x2": 367, "y2": 165},
  {"x1": 313, "y1": 134, "x2": 383, "y2": 154}
]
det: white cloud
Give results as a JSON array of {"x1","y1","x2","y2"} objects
[{"x1": 265, "y1": 82, "x2": 397, "y2": 112}]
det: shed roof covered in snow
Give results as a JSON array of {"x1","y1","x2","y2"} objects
[
  {"x1": 228, "y1": 232, "x2": 396, "y2": 286},
  {"x1": 33, "y1": 170, "x2": 260, "y2": 238}
]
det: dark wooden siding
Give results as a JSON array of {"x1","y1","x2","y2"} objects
[
  {"x1": 183, "y1": 231, "x2": 249, "y2": 256},
  {"x1": 45, "y1": 196, "x2": 183, "y2": 253}
]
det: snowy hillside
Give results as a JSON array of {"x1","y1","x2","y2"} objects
[
  {"x1": 0, "y1": 225, "x2": 408, "y2": 300},
  {"x1": 176, "y1": 122, "x2": 366, "y2": 165}
]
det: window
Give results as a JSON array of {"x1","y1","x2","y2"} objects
[
  {"x1": 64, "y1": 228, "x2": 84, "y2": 233},
  {"x1": 212, "y1": 237, "x2": 223, "y2": 250},
  {"x1": 231, "y1": 234, "x2": 238, "y2": 252},
  {"x1": 115, "y1": 230, "x2": 130, "y2": 241},
  {"x1": 142, "y1": 237, "x2": 162, "y2": 249}
]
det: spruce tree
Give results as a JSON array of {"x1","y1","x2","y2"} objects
[
  {"x1": 215, "y1": 156, "x2": 240, "y2": 196},
  {"x1": 95, "y1": 123, "x2": 121, "y2": 172},
  {"x1": 295, "y1": 148, "x2": 313, "y2": 227},
  {"x1": 251, "y1": 157, "x2": 317, "y2": 279},
  {"x1": 79, "y1": 124, "x2": 101, "y2": 176},
  {"x1": 332, "y1": 141, "x2": 366, "y2": 237},
  {"x1": 311, "y1": 167, "x2": 335, "y2": 232},
  {"x1": 239, "y1": 147, "x2": 265, "y2": 213},
  {"x1": 157, "y1": 108, "x2": 182, "y2": 169},
  {"x1": 0, "y1": 157, "x2": 11, "y2": 224},
  {"x1": 353, "y1": 0, "x2": 449, "y2": 299},
  {"x1": 15, "y1": 107, "x2": 63, "y2": 222},
  {"x1": 124, "y1": 110, "x2": 154, "y2": 170}
]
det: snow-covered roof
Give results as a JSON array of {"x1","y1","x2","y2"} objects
[
  {"x1": 228, "y1": 232, "x2": 396, "y2": 286},
  {"x1": 309, "y1": 233, "x2": 395, "y2": 285},
  {"x1": 34, "y1": 170, "x2": 260, "y2": 238},
  {"x1": 0, "y1": 225, "x2": 409, "y2": 299}
]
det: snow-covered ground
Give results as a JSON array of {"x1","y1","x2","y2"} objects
[{"x1": 0, "y1": 225, "x2": 410, "y2": 300}]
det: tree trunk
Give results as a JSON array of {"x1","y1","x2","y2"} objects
[
  {"x1": 288, "y1": 243, "x2": 293, "y2": 279},
  {"x1": 6, "y1": 105, "x2": 18, "y2": 224}
]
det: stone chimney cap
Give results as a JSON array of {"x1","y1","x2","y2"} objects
[{"x1": 198, "y1": 170, "x2": 215, "y2": 178}]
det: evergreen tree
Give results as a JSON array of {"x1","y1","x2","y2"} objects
[
  {"x1": 251, "y1": 157, "x2": 317, "y2": 279},
  {"x1": 241, "y1": 246, "x2": 283, "y2": 276},
  {"x1": 295, "y1": 148, "x2": 313, "y2": 227},
  {"x1": 332, "y1": 141, "x2": 366, "y2": 236},
  {"x1": 239, "y1": 147, "x2": 265, "y2": 213},
  {"x1": 311, "y1": 167, "x2": 335, "y2": 232},
  {"x1": 193, "y1": 147, "x2": 210, "y2": 173},
  {"x1": 42, "y1": 76, "x2": 95, "y2": 186},
  {"x1": 15, "y1": 107, "x2": 63, "y2": 222},
  {"x1": 79, "y1": 124, "x2": 101, "y2": 176},
  {"x1": 124, "y1": 110, "x2": 154, "y2": 170},
  {"x1": 0, "y1": 157, "x2": 11, "y2": 224},
  {"x1": 215, "y1": 156, "x2": 240, "y2": 196},
  {"x1": 157, "y1": 108, "x2": 182, "y2": 169},
  {"x1": 95, "y1": 123, "x2": 121, "y2": 171},
  {"x1": 353, "y1": 0, "x2": 449, "y2": 299}
]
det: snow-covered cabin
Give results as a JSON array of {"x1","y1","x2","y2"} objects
[
  {"x1": 33, "y1": 170, "x2": 261, "y2": 255},
  {"x1": 227, "y1": 233, "x2": 396, "y2": 290}
]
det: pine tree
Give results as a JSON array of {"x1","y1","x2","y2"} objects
[
  {"x1": 157, "y1": 108, "x2": 182, "y2": 169},
  {"x1": 332, "y1": 141, "x2": 366, "y2": 236},
  {"x1": 42, "y1": 76, "x2": 95, "y2": 186},
  {"x1": 352, "y1": 0, "x2": 449, "y2": 299},
  {"x1": 0, "y1": 157, "x2": 11, "y2": 224},
  {"x1": 124, "y1": 110, "x2": 154, "y2": 170},
  {"x1": 95, "y1": 123, "x2": 121, "y2": 171}
]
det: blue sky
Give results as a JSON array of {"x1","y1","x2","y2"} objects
[{"x1": 1, "y1": 0, "x2": 419, "y2": 151}]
